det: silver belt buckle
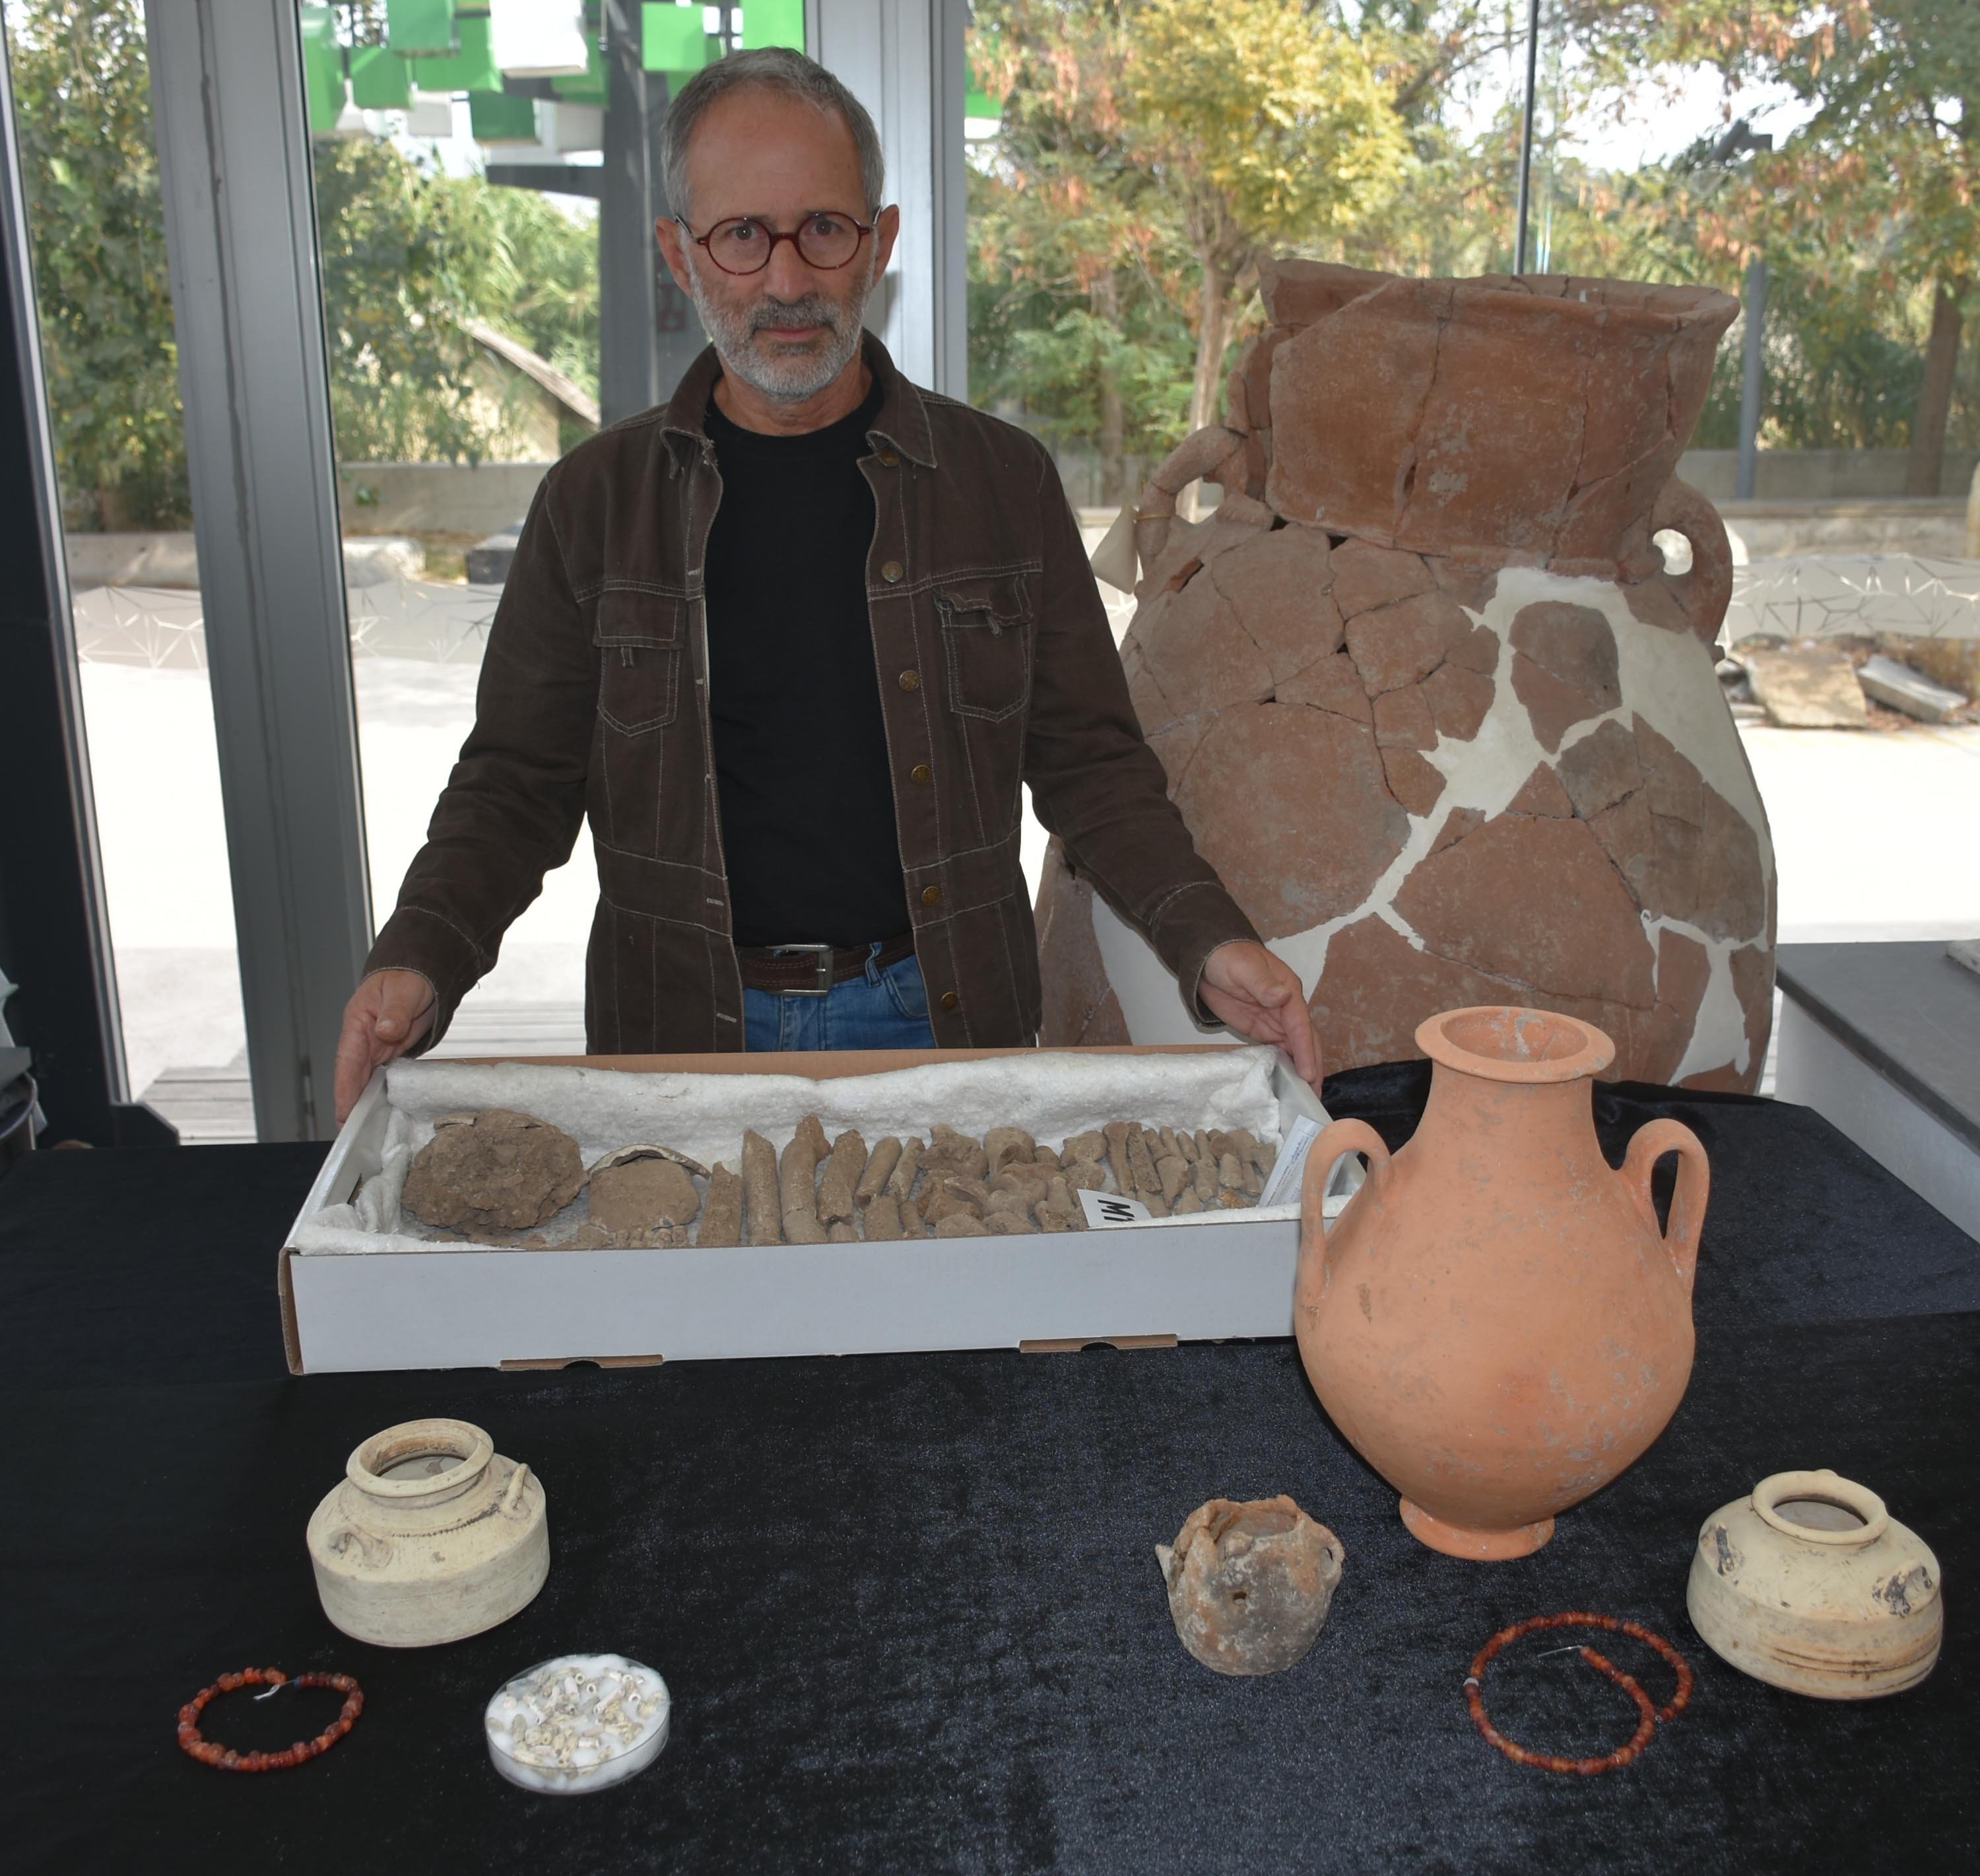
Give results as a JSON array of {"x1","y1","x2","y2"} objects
[{"x1": 771, "y1": 943, "x2": 836, "y2": 996}]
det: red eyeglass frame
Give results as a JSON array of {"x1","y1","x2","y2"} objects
[{"x1": 676, "y1": 211, "x2": 876, "y2": 276}]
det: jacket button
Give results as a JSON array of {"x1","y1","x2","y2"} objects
[
  {"x1": 898, "y1": 669, "x2": 920, "y2": 691},
  {"x1": 939, "y1": 990, "x2": 960, "y2": 1012},
  {"x1": 909, "y1": 762, "x2": 931, "y2": 785},
  {"x1": 881, "y1": 560, "x2": 904, "y2": 584},
  {"x1": 878, "y1": 448, "x2": 900, "y2": 469},
  {"x1": 921, "y1": 884, "x2": 942, "y2": 907}
]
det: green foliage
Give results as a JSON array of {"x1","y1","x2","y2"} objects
[
  {"x1": 313, "y1": 136, "x2": 599, "y2": 463},
  {"x1": 971, "y1": 0, "x2": 1980, "y2": 469},
  {"x1": 972, "y1": 0, "x2": 1413, "y2": 474},
  {"x1": 9, "y1": 0, "x2": 189, "y2": 529}
]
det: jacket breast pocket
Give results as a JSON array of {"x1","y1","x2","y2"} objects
[
  {"x1": 936, "y1": 573, "x2": 1032, "y2": 723},
  {"x1": 593, "y1": 589, "x2": 684, "y2": 734}
]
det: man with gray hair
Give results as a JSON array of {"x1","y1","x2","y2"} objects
[{"x1": 335, "y1": 48, "x2": 1316, "y2": 1118}]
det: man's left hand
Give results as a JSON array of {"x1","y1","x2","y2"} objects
[{"x1": 1199, "y1": 942, "x2": 1322, "y2": 1087}]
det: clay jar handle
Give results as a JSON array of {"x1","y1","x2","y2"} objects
[
  {"x1": 1302, "y1": 1118, "x2": 1391, "y2": 1255},
  {"x1": 328, "y1": 1526, "x2": 394, "y2": 1570},
  {"x1": 500, "y1": 1464, "x2": 532, "y2": 1517},
  {"x1": 1649, "y1": 477, "x2": 1734, "y2": 647},
  {"x1": 1620, "y1": 1118, "x2": 1711, "y2": 1297},
  {"x1": 1132, "y1": 424, "x2": 1250, "y2": 579}
]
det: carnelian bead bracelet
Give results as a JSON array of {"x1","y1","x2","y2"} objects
[
  {"x1": 1463, "y1": 1613, "x2": 1693, "y2": 1775},
  {"x1": 177, "y1": 1667, "x2": 364, "y2": 1772}
]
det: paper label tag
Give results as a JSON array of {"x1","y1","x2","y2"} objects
[
  {"x1": 1078, "y1": 1189, "x2": 1154, "y2": 1229},
  {"x1": 1257, "y1": 1115, "x2": 1323, "y2": 1210}
]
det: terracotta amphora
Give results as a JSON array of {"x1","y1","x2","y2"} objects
[{"x1": 1296, "y1": 1006, "x2": 1709, "y2": 1559}]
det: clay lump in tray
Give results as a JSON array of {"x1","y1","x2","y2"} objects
[{"x1": 397, "y1": 1113, "x2": 1278, "y2": 1248}]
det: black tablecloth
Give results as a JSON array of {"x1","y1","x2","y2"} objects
[{"x1": 4, "y1": 1066, "x2": 1977, "y2": 1871}]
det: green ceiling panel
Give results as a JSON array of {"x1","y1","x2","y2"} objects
[
  {"x1": 300, "y1": 9, "x2": 346, "y2": 135},
  {"x1": 350, "y1": 46, "x2": 415, "y2": 110},
  {"x1": 416, "y1": 14, "x2": 500, "y2": 90},
  {"x1": 741, "y1": 0, "x2": 804, "y2": 53},
  {"x1": 469, "y1": 89, "x2": 539, "y2": 143},
  {"x1": 642, "y1": 4, "x2": 710, "y2": 75},
  {"x1": 387, "y1": 0, "x2": 456, "y2": 56}
]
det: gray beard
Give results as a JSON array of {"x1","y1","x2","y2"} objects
[{"x1": 689, "y1": 261, "x2": 874, "y2": 406}]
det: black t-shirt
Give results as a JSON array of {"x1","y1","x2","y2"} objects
[{"x1": 703, "y1": 377, "x2": 908, "y2": 948}]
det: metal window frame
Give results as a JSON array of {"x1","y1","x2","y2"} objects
[
  {"x1": 810, "y1": 0, "x2": 968, "y2": 399},
  {"x1": 147, "y1": 2, "x2": 372, "y2": 1143},
  {"x1": 0, "y1": 28, "x2": 176, "y2": 1147}
]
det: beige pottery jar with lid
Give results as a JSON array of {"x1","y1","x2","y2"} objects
[
  {"x1": 307, "y1": 1417, "x2": 548, "y2": 1647},
  {"x1": 1688, "y1": 1470, "x2": 1942, "y2": 1698},
  {"x1": 1296, "y1": 1005, "x2": 1709, "y2": 1559}
]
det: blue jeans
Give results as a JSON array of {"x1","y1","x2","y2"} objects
[{"x1": 744, "y1": 945, "x2": 938, "y2": 1052}]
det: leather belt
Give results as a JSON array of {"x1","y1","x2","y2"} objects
[{"x1": 736, "y1": 932, "x2": 917, "y2": 996}]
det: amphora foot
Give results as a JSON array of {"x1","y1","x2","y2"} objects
[{"x1": 1400, "y1": 1497, "x2": 1555, "y2": 1560}]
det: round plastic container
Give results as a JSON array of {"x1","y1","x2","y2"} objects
[{"x1": 484, "y1": 1654, "x2": 670, "y2": 1794}]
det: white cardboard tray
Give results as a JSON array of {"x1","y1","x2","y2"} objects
[{"x1": 279, "y1": 1044, "x2": 1354, "y2": 1374}]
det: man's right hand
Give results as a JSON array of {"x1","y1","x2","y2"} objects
[{"x1": 334, "y1": 969, "x2": 436, "y2": 1124}]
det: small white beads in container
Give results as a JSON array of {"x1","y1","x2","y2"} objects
[{"x1": 484, "y1": 1654, "x2": 671, "y2": 1794}]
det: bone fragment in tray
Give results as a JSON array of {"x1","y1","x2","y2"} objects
[
  {"x1": 588, "y1": 1153, "x2": 700, "y2": 1243},
  {"x1": 984, "y1": 1126, "x2": 1036, "y2": 1177},
  {"x1": 923, "y1": 1124, "x2": 987, "y2": 1183},
  {"x1": 742, "y1": 1130, "x2": 779, "y2": 1246},
  {"x1": 400, "y1": 1109, "x2": 587, "y2": 1234},
  {"x1": 1192, "y1": 1151, "x2": 1218, "y2": 1204},
  {"x1": 1103, "y1": 1122, "x2": 1135, "y2": 1198},
  {"x1": 886, "y1": 1136, "x2": 924, "y2": 1202},
  {"x1": 698, "y1": 1163, "x2": 743, "y2": 1248},
  {"x1": 1125, "y1": 1126, "x2": 1171, "y2": 1216},
  {"x1": 861, "y1": 1192, "x2": 906, "y2": 1241},
  {"x1": 816, "y1": 1130, "x2": 867, "y2": 1223},
  {"x1": 919, "y1": 1175, "x2": 980, "y2": 1230},
  {"x1": 779, "y1": 1115, "x2": 830, "y2": 1245},
  {"x1": 856, "y1": 1136, "x2": 902, "y2": 1204}
]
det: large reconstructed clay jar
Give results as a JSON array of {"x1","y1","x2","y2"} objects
[
  {"x1": 1295, "y1": 1006, "x2": 1709, "y2": 1559},
  {"x1": 307, "y1": 1418, "x2": 548, "y2": 1646},
  {"x1": 1041, "y1": 261, "x2": 1775, "y2": 1090}
]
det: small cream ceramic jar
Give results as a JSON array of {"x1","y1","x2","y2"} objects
[
  {"x1": 1688, "y1": 1469, "x2": 1941, "y2": 1699},
  {"x1": 306, "y1": 1417, "x2": 548, "y2": 1648}
]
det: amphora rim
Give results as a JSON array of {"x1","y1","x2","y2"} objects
[{"x1": 1416, "y1": 1006, "x2": 1616, "y2": 1084}]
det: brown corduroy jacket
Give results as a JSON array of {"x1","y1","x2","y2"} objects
[{"x1": 364, "y1": 335, "x2": 1260, "y2": 1052}]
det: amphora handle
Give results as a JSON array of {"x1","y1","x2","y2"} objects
[
  {"x1": 1619, "y1": 1118, "x2": 1711, "y2": 1297},
  {"x1": 1300, "y1": 1120, "x2": 1391, "y2": 1300}
]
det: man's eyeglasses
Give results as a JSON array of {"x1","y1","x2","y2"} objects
[{"x1": 677, "y1": 210, "x2": 875, "y2": 276}]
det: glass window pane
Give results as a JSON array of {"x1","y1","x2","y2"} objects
[
  {"x1": 304, "y1": 4, "x2": 725, "y2": 1059},
  {"x1": 5, "y1": 0, "x2": 256, "y2": 1140},
  {"x1": 972, "y1": 2, "x2": 1980, "y2": 1087}
]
